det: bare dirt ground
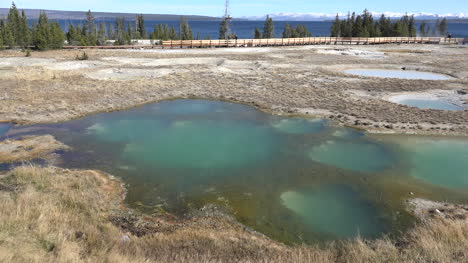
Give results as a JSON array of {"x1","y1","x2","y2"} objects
[{"x1": 0, "y1": 44, "x2": 467, "y2": 135}]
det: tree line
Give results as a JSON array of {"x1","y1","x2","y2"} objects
[
  {"x1": 330, "y1": 9, "x2": 449, "y2": 38},
  {"x1": 0, "y1": 3, "x2": 64, "y2": 50},
  {"x1": 0, "y1": 2, "x2": 197, "y2": 49},
  {"x1": 0, "y1": 2, "x2": 453, "y2": 49},
  {"x1": 251, "y1": 15, "x2": 312, "y2": 39}
]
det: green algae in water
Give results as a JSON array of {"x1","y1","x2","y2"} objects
[
  {"x1": 271, "y1": 118, "x2": 326, "y2": 134},
  {"x1": 281, "y1": 185, "x2": 385, "y2": 239},
  {"x1": 122, "y1": 120, "x2": 276, "y2": 169},
  {"x1": 10, "y1": 99, "x2": 468, "y2": 245},
  {"x1": 308, "y1": 140, "x2": 394, "y2": 172},
  {"x1": 401, "y1": 139, "x2": 468, "y2": 188}
]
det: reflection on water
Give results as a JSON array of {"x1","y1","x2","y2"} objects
[{"x1": 3, "y1": 99, "x2": 468, "y2": 244}]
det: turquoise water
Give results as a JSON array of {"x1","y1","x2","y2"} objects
[
  {"x1": 308, "y1": 140, "x2": 394, "y2": 172},
  {"x1": 399, "y1": 99, "x2": 463, "y2": 111},
  {"x1": 281, "y1": 185, "x2": 385, "y2": 238},
  {"x1": 0, "y1": 123, "x2": 11, "y2": 137},
  {"x1": 271, "y1": 118, "x2": 326, "y2": 134},
  {"x1": 393, "y1": 138, "x2": 468, "y2": 189},
  {"x1": 345, "y1": 69, "x2": 453, "y2": 80},
  {"x1": 3, "y1": 99, "x2": 468, "y2": 244}
]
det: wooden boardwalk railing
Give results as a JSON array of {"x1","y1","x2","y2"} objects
[
  {"x1": 161, "y1": 37, "x2": 464, "y2": 48},
  {"x1": 63, "y1": 37, "x2": 466, "y2": 50}
]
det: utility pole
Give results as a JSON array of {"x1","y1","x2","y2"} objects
[{"x1": 223, "y1": 0, "x2": 232, "y2": 38}]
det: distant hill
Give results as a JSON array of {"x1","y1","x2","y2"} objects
[
  {"x1": 244, "y1": 12, "x2": 468, "y2": 21},
  {"x1": 0, "y1": 8, "x2": 224, "y2": 21}
]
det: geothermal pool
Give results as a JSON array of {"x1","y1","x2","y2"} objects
[
  {"x1": 345, "y1": 69, "x2": 454, "y2": 80},
  {"x1": 0, "y1": 123, "x2": 11, "y2": 137},
  {"x1": 3, "y1": 100, "x2": 468, "y2": 244},
  {"x1": 387, "y1": 94, "x2": 465, "y2": 111}
]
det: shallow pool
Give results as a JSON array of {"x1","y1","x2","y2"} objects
[
  {"x1": 398, "y1": 99, "x2": 463, "y2": 111},
  {"x1": 3, "y1": 100, "x2": 468, "y2": 244},
  {"x1": 345, "y1": 69, "x2": 453, "y2": 80},
  {"x1": 0, "y1": 123, "x2": 11, "y2": 138}
]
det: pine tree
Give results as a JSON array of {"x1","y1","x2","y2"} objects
[
  {"x1": 66, "y1": 24, "x2": 77, "y2": 44},
  {"x1": 294, "y1": 25, "x2": 311, "y2": 37},
  {"x1": 263, "y1": 15, "x2": 274, "y2": 38},
  {"x1": 97, "y1": 22, "x2": 107, "y2": 45},
  {"x1": 352, "y1": 15, "x2": 363, "y2": 37},
  {"x1": 254, "y1": 27, "x2": 262, "y2": 39},
  {"x1": 282, "y1": 23, "x2": 293, "y2": 38},
  {"x1": 115, "y1": 17, "x2": 129, "y2": 45},
  {"x1": 127, "y1": 22, "x2": 134, "y2": 41},
  {"x1": 107, "y1": 23, "x2": 115, "y2": 40},
  {"x1": 439, "y1": 18, "x2": 448, "y2": 36},
  {"x1": 179, "y1": 17, "x2": 193, "y2": 40},
  {"x1": 49, "y1": 21, "x2": 65, "y2": 49},
  {"x1": 331, "y1": 14, "x2": 341, "y2": 37},
  {"x1": 419, "y1": 21, "x2": 429, "y2": 37},
  {"x1": 219, "y1": 19, "x2": 228, "y2": 39},
  {"x1": 7, "y1": 2, "x2": 20, "y2": 46},
  {"x1": 169, "y1": 26, "x2": 178, "y2": 40},
  {"x1": 32, "y1": 11, "x2": 51, "y2": 50},
  {"x1": 0, "y1": 20, "x2": 5, "y2": 49},
  {"x1": 408, "y1": 15, "x2": 416, "y2": 37},
  {"x1": 135, "y1": 15, "x2": 147, "y2": 39},
  {"x1": 18, "y1": 10, "x2": 30, "y2": 47},
  {"x1": 84, "y1": 10, "x2": 97, "y2": 45}
]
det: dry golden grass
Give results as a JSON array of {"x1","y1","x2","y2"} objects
[
  {"x1": 0, "y1": 165, "x2": 467, "y2": 262},
  {"x1": 0, "y1": 135, "x2": 69, "y2": 163}
]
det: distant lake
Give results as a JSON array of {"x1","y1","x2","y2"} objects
[{"x1": 43, "y1": 19, "x2": 468, "y2": 39}]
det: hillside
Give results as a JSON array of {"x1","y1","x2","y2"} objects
[{"x1": 0, "y1": 8, "x2": 223, "y2": 21}]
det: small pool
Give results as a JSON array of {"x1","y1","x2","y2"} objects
[
  {"x1": 388, "y1": 94, "x2": 464, "y2": 111},
  {"x1": 0, "y1": 123, "x2": 12, "y2": 137},
  {"x1": 345, "y1": 69, "x2": 453, "y2": 80},
  {"x1": 399, "y1": 99, "x2": 463, "y2": 111}
]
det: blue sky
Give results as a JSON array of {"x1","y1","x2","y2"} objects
[{"x1": 2, "y1": 0, "x2": 467, "y2": 17}]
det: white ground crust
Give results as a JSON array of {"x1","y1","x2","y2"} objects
[
  {"x1": 316, "y1": 49, "x2": 386, "y2": 58},
  {"x1": 45, "y1": 61, "x2": 109, "y2": 70},
  {"x1": 0, "y1": 57, "x2": 56, "y2": 67},
  {"x1": 101, "y1": 57, "x2": 225, "y2": 67},
  {"x1": 86, "y1": 68, "x2": 186, "y2": 80}
]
